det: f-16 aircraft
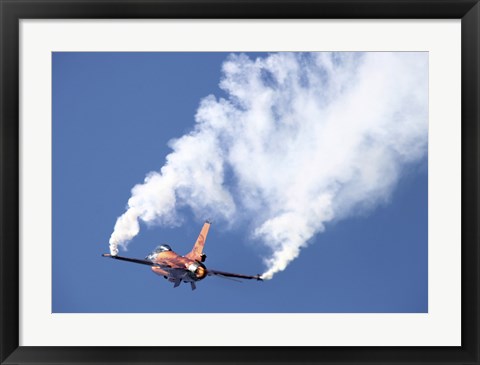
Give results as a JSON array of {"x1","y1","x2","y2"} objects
[{"x1": 102, "y1": 221, "x2": 263, "y2": 290}]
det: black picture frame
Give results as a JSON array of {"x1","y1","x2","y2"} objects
[{"x1": 1, "y1": 1, "x2": 478, "y2": 364}]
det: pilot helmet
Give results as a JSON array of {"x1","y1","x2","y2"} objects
[{"x1": 155, "y1": 244, "x2": 172, "y2": 253}]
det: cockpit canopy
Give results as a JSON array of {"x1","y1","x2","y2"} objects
[{"x1": 154, "y1": 244, "x2": 172, "y2": 253}]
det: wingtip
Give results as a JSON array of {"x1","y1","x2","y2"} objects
[{"x1": 102, "y1": 253, "x2": 111, "y2": 257}]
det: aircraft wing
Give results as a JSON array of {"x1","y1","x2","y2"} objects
[
  {"x1": 102, "y1": 253, "x2": 166, "y2": 268},
  {"x1": 102, "y1": 253, "x2": 177, "y2": 271},
  {"x1": 207, "y1": 269, "x2": 263, "y2": 281},
  {"x1": 184, "y1": 220, "x2": 210, "y2": 261}
]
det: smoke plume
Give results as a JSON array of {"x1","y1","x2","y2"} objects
[{"x1": 109, "y1": 52, "x2": 428, "y2": 279}]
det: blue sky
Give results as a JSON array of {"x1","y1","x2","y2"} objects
[{"x1": 52, "y1": 52, "x2": 428, "y2": 313}]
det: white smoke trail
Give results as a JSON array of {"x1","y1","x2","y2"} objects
[{"x1": 109, "y1": 52, "x2": 428, "y2": 279}]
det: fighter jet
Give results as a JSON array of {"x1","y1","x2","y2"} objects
[{"x1": 102, "y1": 221, "x2": 263, "y2": 290}]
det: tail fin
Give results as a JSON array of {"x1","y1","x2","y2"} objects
[{"x1": 185, "y1": 221, "x2": 210, "y2": 262}]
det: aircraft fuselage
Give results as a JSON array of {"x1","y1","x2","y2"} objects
[
  {"x1": 149, "y1": 250, "x2": 207, "y2": 287},
  {"x1": 102, "y1": 221, "x2": 262, "y2": 290}
]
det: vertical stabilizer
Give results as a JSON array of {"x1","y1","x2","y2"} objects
[{"x1": 185, "y1": 221, "x2": 210, "y2": 261}]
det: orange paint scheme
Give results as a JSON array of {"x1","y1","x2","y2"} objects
[
  {"x1": 185, "y1": 221, "x2": 210, "y2": 261},
  {"x1": 102, "y1": 220, "x2": 262, "y2": 290},
  {"x1": 151, "y1": 251, "x2": 206, "y2": 279}
]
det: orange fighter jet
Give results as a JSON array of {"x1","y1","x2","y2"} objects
[{"x1": 102, "y1": 221, "x2": 263, "y2": 290}]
